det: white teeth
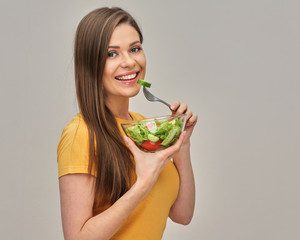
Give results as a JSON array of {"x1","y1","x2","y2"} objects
[{"x1": 116, "y1": 73, "x2": 137, "y2": 80}]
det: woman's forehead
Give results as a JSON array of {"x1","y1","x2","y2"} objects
[{"x1": 109, "y1": 24, "x2": 140, "y2": 46}]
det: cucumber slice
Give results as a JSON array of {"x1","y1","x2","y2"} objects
[
  {"x1": 169, "y1": 126, "x2": 181, "y2": 145},
  {"x1": 137, "y1": 79, "x2": 151, "y2": 88},
  {"x1": 161, "y1": 126, "x2": 181, "y2": 146},
  {"x1": 148, "y1": 134, "x2": 159, "y2": 143},
  {"x1": 161, "y1": 128, "x2": 177, "y2": 146}
]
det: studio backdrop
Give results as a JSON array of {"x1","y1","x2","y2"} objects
[{"x1": 0, "y1": 0, "x2": 299, "y2": 239}]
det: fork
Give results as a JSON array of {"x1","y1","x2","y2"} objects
[{"x1": 142, "y1": 86, "x2": 171, "y2": 108}]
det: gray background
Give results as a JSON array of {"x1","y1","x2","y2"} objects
[{"x1": 1, "y1": 0, "x2": 299, "y2": 239}]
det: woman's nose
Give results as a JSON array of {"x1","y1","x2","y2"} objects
[{"x1": 120, "y1": 53, "x2": 135, "y2": 68}]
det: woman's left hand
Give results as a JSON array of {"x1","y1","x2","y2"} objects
[{"x1": 170, "y1": 101, "x2": 198, "y2": 146}]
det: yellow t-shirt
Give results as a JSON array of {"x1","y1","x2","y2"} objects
[{"x1": 57, "y1": 112, "x2": 180, "y2": 240}]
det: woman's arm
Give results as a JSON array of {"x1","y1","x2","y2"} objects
[
  {"x1": 59, "y1": 133, "x2": 186, "y2": 240},
  {"x1": 168, "y1": 101, "x2": 198, "y2": 225},
  {"x1": 59, "y1": 174, "x2": 150, "y2": 240},
  {"x1": 169, "y1": 143, "x2": 195, "y2": 225}
]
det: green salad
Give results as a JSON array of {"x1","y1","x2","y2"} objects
[{"x1": 125, "y1": 118, "x2": 184, "y2": 151}]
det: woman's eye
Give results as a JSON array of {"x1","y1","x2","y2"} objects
[
  {"x1": 131, "y1": 47, "x2": 141, "y2": 53},
  {"x1": 108, "y1": 52, "x2": 117, "y2": 57}
]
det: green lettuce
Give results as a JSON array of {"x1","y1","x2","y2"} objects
[
  {"x1": 126, "y1": 124, "x2": 150, "y2": 145},
  {"x1": 126, "y1": 118, "x2": 184, "y2": 146}
]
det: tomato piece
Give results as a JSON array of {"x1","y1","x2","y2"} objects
[{"x1": 140, "y1": 139, "x2": 162, "y2": 151}]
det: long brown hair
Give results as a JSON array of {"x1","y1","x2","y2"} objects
[{"x1": 74, "y1": 7, "x2": 143, "y2": 213}]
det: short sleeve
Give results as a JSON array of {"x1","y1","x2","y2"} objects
[{"x1": 57, "y1": 115, "x2": 92, "y2": 178}]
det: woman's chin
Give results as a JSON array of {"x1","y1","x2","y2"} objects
[
  {"x1": 127, "y1": 89, "x2": 140, "y2": 98},
  {"x1": 124, "y1": 85, "x2": 141, "y2": 98}
]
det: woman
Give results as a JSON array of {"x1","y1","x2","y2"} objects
[{"x1": 57, "y1": 7, "x2": 197, "y2": 240}]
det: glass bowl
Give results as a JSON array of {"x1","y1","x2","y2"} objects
[{"x1": 121, "y1": 114, "x2": 186, "y2": 153}]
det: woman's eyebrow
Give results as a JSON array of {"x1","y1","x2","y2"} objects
[
  {"x1": 108, "y1": 40, "x2": 141, "y2": 49},
  {"x1": 129, "y1": 40, "x2": 140, "y2": 46}
]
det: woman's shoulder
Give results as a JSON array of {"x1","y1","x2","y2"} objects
[
  {"x1": 57, "y1": 113, "x2": 89, "y2": 154},
  {"x1": 61, "y1": 113, "x2": 88, "y2": 137}
]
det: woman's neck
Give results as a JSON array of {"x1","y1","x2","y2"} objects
[{"x1": 105, "y1": 96, "x2": 132, "y2": 121}]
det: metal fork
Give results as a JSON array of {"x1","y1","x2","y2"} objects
[{"x1": 142, "y1": 86, "x2": 170, "y2": 107}]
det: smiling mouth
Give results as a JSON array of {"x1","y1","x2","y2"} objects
[{"x1": 115, "y1": 72, "x2": 139, "y2": 81}]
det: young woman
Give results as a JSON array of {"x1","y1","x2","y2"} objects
[{"x1": 57, "y1": 7, "x2": 197, "y2": 240}]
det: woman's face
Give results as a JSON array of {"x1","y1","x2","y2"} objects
[{"x1": 102, "y1": 23, "x2": 146, "y2": 100}]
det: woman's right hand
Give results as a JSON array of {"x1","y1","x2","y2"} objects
[{"x1": 124, "y1": 131, "x2": 186, "y2": 193}]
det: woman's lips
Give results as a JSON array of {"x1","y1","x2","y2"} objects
[
  {"x1": 115, "y1": 71, "x2": 139, "y2": 84},
  {"x1": 115, "y1": 71, "x2": 139, "y2": 80}
]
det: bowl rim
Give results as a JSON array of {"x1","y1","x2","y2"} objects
[{"x1": 120, "y1": 113, "x2": 187, "y2": 126}]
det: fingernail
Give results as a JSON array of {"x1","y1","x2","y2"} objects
[
  {"x1": 124, "y1": 136, "x2": 128, "y2": 143},
  {"x1": 170, "y1": 105, "x2": 175, "y2": 110}
]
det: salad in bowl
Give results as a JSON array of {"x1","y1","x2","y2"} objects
[{"x1": 121, "y1": 114, "x2": 186, "y2": 152}]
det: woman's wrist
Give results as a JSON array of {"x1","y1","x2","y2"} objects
[
  {"x1": 132, "y1": 178, "x2": 153, "y2": 198},
  {"x1": 176, "y1": 141, "x2": 191, "y2": 157},
  {"x1": 180, "y1": 141, "x2": 191, "y2": 150},
  {"x1": 173, "y1": 141, "x2": 191, "y2": 166}
]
